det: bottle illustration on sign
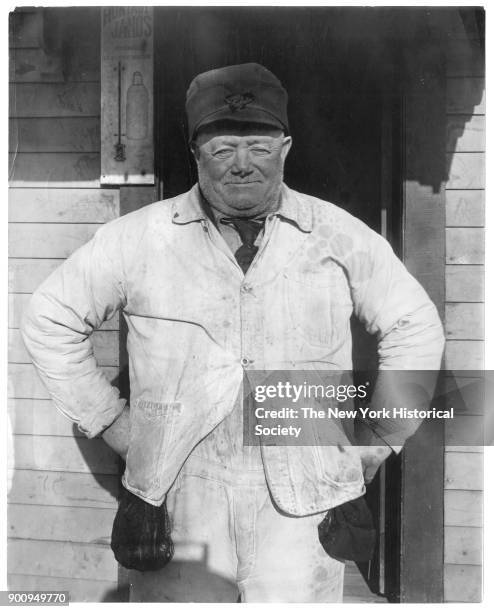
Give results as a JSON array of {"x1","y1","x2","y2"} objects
[{"x1": 126, "y1": 71, "x2": 149, "y2": 140}]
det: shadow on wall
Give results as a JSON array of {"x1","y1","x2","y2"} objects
[
  {"x1": 99, "y1": 560, "x2": 238, "y2": 602},
  {"x1": 398, "y1": 8, "x2": 484, "y2": 193},
  {"x1": 71, "y1": 362, "x2": 130, "y2": 496},
  {"x1": 69, "y1": 366, "x2": 132, "y2": 505},
  {"x1": 128, "y1": 543, "x2": 239, "y2": 603},
  {"x1": 99, "y1": 584, "x2": 130, "y2": 603}
]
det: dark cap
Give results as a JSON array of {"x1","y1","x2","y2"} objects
[{"x1": 186, "y1": 63, "x2": 289, "y2": 141}]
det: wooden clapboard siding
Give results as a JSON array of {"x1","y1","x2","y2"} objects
[
  {"x1": 9, "y1": 259, "x2": 63, "y2": 292},
  {"x1": 445, "y1": 228, "x2": 484, "y2": 264},
  {"x1": 9, "y1": 153, "x2": 101, "y2": 187},
  {"x1": 445, "y1": 446, "x2": 482, "y2": 454},
  {"x1": 10, "y1": 48, "x2": 65, "y2": 84},
  {"x1": 445, "y1": 341, "x2": 484, "y2": 371},
  {"x1": 444, "y1": 451, "x2": 483, "y2": 490},
  {"x1": 8, "y1": 504, "x2": 115, "y2": 544},
  {"x1": 444, "y1": 565, "x2": 482, "y2": 603},
  {"x1": 9, "y1": 11, "x2": 43, "y2": 48},
  {"x1": 8, "y1": 293, "x2": 35, "y2": 329},
  {"x1": 9, "y1": 363, "x2": 58, "y2": 400},
  {"x1": 8, "y1": 9, "x2": 122, "y2": 596},
  {"x1": 10, "y1": 47, "x2": 100, "y2": 83},
  {"x1": 444, "y1": 527, "x2": 482, "y2": 565},
  {"x1": 10, "y1": 399, "x2": 89, "y2": 437},
  {"x1": 445, "y1": 303, "x2": 484, "y2": 339},
  {"x1": 444, "y1": 490, "x2": 482, "y2": 528},
  {"x1": 8, "y1": 470, "x2": 118, "y2": 509},
  {"x1": 9, "y1": 188, "x2": 119, "y2": 222},
  {"x1": 9, "y1": 83, "x2": 100, "y2": 117},
  {"x1": 445, "y1": 190, "x2": 484, "y2": 226},
  {"x1": 444, "y1": 526, "x2": 482, "y2": 565},
  {"x1": 446, "y1": 115, "x2": 485, "y2": 152},
  {"x1": 446, "y1": 153, "x2": 484, "y2": 189},
  {"x1": 8, "y1": 540, "x2": 117, "y2": 582},
  {"x1": 443, "y1": 35, "x2": 484, "y2": 603},
  {"x1": 9, "y1": 118, "x2": 100, "y2": 153},
  {"x1": 9, "y1": 223, "x2": 102, "y2": 258},
  {"x1": 9, "y1": 294, "x2": 36, "y2": 326},
  {"x1": 9, "y1": 7, "x2": 100, "y2": 84},
  {"x1": 12, "y1": 435, "x2": 119, "y2": 475},
  {"x1": 445, "y1": 265, "x2": 484, "y2": 302}
]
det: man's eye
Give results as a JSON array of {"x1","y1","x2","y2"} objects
[
  {"x1": 212, "y1": 149, "x2": 233, "y2": 159},
  {"x1": 250, "y1": 147, "x2": 271, "y2": 155}
]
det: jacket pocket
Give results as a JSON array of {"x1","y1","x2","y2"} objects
[
  {"x1": 284, "y1": 268, "x2": 352, "y2": 349},
  {"x1": 312, "y1": 445, "x2": 364, "y2": 487},
  {"x1": 125, "y1": 397, "x2": 182, "y2": 496}
]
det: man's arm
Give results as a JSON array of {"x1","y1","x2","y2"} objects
[
  {"x1": 21, "y1": 223, "x2": 130, "y2": 447},
  {"x1": 346, "y1": 227, "x2": 445, "y2": 477}
]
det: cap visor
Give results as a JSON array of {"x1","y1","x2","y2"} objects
[{"x1": 192, "y1": 106, "x2": 286, "y2": 140}]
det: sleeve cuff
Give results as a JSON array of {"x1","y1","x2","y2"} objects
[{"x1": 77, "y1": 392, "x2": 127, "y2": 438}]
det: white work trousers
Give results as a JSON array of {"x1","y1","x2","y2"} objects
[{"x1": 129, "y1": 455, "x2": 345, "y2": 603}]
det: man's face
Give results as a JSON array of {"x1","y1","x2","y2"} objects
[{"x1": 193, "y1": 125, "x2": 292, "y2": 217}]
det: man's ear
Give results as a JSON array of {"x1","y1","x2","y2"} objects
[
  {"x1": 280, "y1": 136, "x2": 292, "y2": 162},
  {"x1": 190, "y1": 142, "x2": 200, "y2": 161}
]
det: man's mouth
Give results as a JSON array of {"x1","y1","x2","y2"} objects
[{"x1": 225, "y1": 180, "x2": 261, "y2": 185}]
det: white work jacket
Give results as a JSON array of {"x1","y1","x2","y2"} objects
[{"x1": 22, "y1": 183, "x2": 445, "y2": 515}]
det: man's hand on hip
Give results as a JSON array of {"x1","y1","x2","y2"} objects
[
  {"x1": 102, "y1": 404, "x2": 130, "y2": 460},
  {"x1": 358, "y1": 446, "x2": 392, "y2": 484}
]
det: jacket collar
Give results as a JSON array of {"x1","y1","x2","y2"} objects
[
  {"x1": 172, "y1": 183, "x2": 313, "y2": 233},
  {"x1": 275, "y1": 184, "x2": 313, "y2": 232},
  {"x1": 171, "y1": 185, "x2": 206, "y2": 224}
]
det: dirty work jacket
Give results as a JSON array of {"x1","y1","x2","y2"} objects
[{"x1": 22, "y1": 184, "x2": 445, "y2": 515}]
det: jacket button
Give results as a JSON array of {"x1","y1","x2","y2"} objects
[
  {"x1": 241, "y1": 283, "x2": 252, "y2": 293},
  {"x1": 241, "y1": 357, "x2": 251, "y2": 367}
]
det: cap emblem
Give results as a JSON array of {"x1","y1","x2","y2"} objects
[{"x1": 224, "y1": 92, "x2": 255, "y2": 112}]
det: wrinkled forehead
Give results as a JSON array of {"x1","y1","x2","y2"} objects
[{"x1": 194, "y1": 120, "x2": 284, "y2": 149}]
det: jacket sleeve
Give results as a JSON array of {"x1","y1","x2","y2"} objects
[
  {"x1": 21, "y1": 223, "x2": 127, "y2": 438},
  {"x1": 347, "y1": 229, "x2": 445, "y2": 450}
]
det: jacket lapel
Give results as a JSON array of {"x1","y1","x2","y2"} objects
[{"x1": 247, "y1": 186, "x2": 314, "y2": 283}]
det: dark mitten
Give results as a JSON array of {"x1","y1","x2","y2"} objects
[
  {"x1": 111, "y1": 487, "x2": 174, "y2": 571},
  {"x1": 318, "y1": 496, "x2": 376, "y2": 562}
]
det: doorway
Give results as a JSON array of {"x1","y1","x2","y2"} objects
[{"x1": 153, "y1": 6, "x2": 405, "y2": 600}]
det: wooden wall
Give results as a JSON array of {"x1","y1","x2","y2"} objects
[
  {"x1": 443, "y1": 26, "x2": 484, "y2": 603},
  {"x1": 8, "y1": 8, "x2": 123, "y2": 601},
  {"x1": 8, "y1": 7, "x2": 485, "y2": 604}
]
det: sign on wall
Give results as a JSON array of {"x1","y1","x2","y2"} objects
[{"x1": 101, "y1": 7, "x2": 154, "y2": 185}]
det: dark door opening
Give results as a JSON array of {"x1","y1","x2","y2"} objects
[{"x1": 153, "y1": 6, "x2": 405, "y2": 600}]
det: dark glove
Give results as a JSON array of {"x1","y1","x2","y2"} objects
[
  {"x1": 318, "y1": 496, "x2": 376, "y2": 562},
  {"x1": 111, "y1": 486, "x2": 174, "y2": 571}
]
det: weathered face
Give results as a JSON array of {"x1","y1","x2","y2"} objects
[{"x1": 193, "y1": 125, "x2": 292, "y2": 217}]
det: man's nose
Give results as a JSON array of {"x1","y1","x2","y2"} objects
[{"x1": 231, "y1": 149, "x2": 253, "y2": 176}]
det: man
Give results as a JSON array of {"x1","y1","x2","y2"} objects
[{"x1": 22, "y1": 63, "x2": 444, "y2": 602}]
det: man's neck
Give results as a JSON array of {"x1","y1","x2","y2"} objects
[{"x1": 198, "y1": 189, "x2": 281, "y2": 224}]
